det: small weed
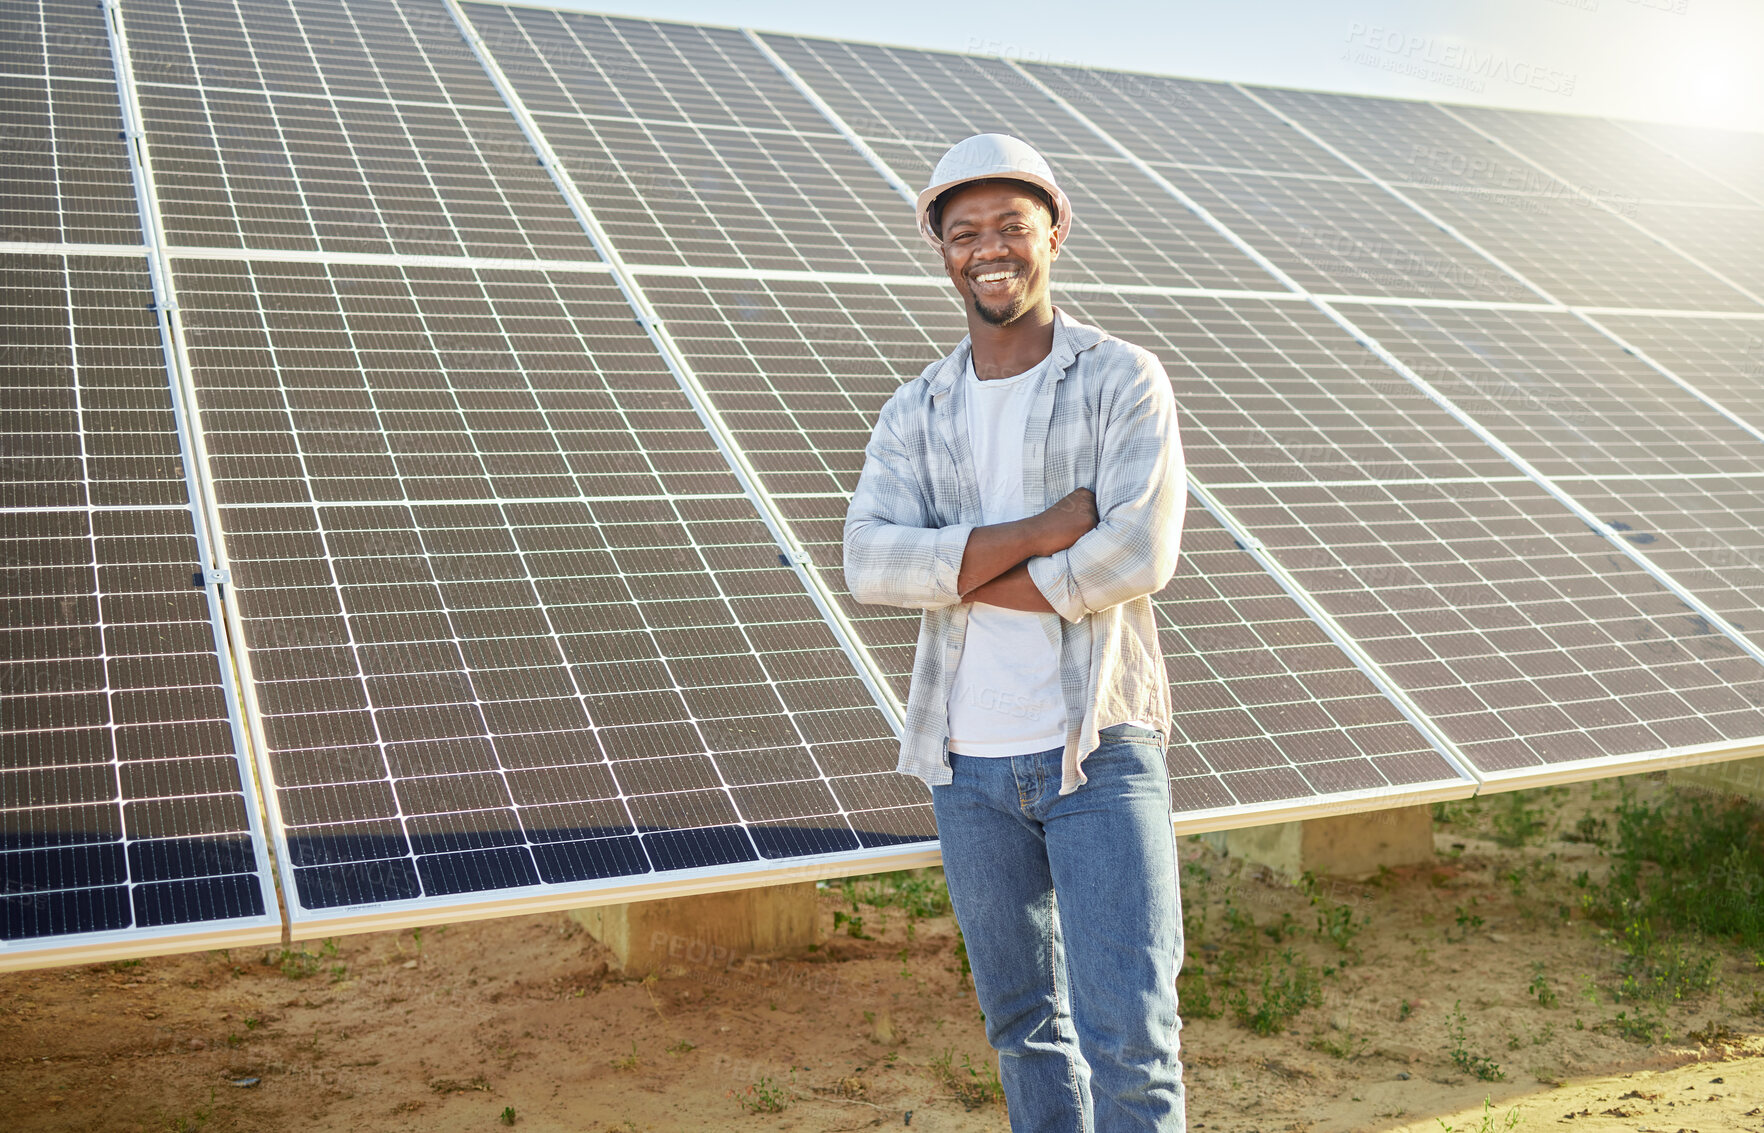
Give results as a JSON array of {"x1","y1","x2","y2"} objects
[
  {"x1": 1437, "y1": 1095, "x2": 1522, "y2": 1133},
  {"x1": 930, "y1": 1048, "x2": 1003, "y2": 1109},
  {"x1": 1229, "y1": 949, "x2": 1321, "y2": 1036},
  {"x1": 1310, "y1": 1028, "x2": 1370, "y2": 1060},
  {"x1": 1492, "y1": 791, "x2": 1549, "y2": 848},
  {"x1": 831, "y1": 909, "x2": 871, "y2": 940},
  {"x1": 499, "y1": 1106, "x2": 516, "y2": 1126},
  {"x1": 1607, "y1": 1005, "x2": 1669, "y2": 1044},
  {"x1": 1398, "y1": 999, "x2": 1413, "y2": 1022},
  {"x1": 1527, "y1": 964, "x2": 1557, "y2": 1008},
  {"x1": 612, "y1": 1042, "x2": 639, "y2": 1071},
  {"x1": 1177, "y1": 965, "x2": 1219, "y2": 1019},
  {"x1": 734, "y1": 1073, "x2": 795, "y2": 1114},
  {"x1": 270, "y1": 938, "x2": 343, "y2": 981},
  {"x1": 1446, "y1": 1001, "x2": 1504, "y2": 1081},
  {"x1": 1452, "y1": 901, "x2": 1485, "y2": 939}
]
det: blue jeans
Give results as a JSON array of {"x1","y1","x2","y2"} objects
[{"x1": 932, "y1": 724, "x2": 1186, "y2": 1133}]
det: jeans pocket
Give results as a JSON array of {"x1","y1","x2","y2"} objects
[{"x1": 1099, "y1": 722, "x2": 1165, "y2": 747}]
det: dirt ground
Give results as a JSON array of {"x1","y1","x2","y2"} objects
[{"x1": 2, "y1": 777, "x2": 1761, "y2": 1133}]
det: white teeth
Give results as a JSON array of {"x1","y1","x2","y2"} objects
[{"x1": 974, "y1": 271, "x2": 1017, "y2": 284}]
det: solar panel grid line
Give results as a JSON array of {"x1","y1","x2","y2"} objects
[
  {"x1": 289, "y1": 838, "x2": 943, "y2": 938},
  {"x1": 1430, "y1": 103, "x2": 1764, "y2": 311},
  {"x1": 1607, "y1": 118, "x2": 1764, "y2": 212},
  {"x1": 157, "y1": 245, "x2": 611, "y2": 273},
  {"x1": 0, "y1": 242, "x2": 155, "y2": 256},
  {"x1": 442, "y1": 0, "x2": 907, "y2": 734},
  {"x1": 1475, "y1": 735, "x2": 1764, "y2": 793},
  {"x1": 1306, "y1": 295, "x2": 1559, "y2": 313},
  {"x1": 739, "y1": 27, "x2": 916, "y2": 207},
  {"x1": 1573, "y1": 307, "x2": 1764, "y2": 321},
  {"x1": 625, "y1": 260, "x2": 1331, "y2": 305}
]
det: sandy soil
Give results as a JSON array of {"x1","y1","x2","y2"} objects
[{"x1": 2, "y1": 778, "x2": 1761, "y2": 1133}]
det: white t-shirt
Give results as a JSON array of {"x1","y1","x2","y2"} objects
[{"x1": 946, "y1": 356, "x2": 1068, "y2": 757}]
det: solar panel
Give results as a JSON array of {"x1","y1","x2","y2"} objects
[
  {"x1": 1154, "y1": 509, "x2": 1465, "y2": 821},
  {"x1": 1173, "y1": 169, "x2": 1532, "y2": 301},
  {"x1": 1044, "y1": 291, "x2": 1764, "y2": 775},
  {"x1": 1024, "y1": 67, "x2": 1353, "y2": 179},
  {"x1": 169, "y1": 256, "x2": 923, "y2": 928},
  {"x1": 1218, "y1": 476, "x2": 1764, "y2": 775},
  {"x1": 10, "y1": 0, "x2": 1764, "y2": 965},
  {"x1": 1387, "y1": 185, "x2": 1760, "y2": 312},
  {"x1": 464, "y1": 7, "x2": 930, "y2": 276},
  {"x1": 1618, "y1": 119, "x2": 1764, "y2": 203},
  {"x1": 1621, "y1": 203, "x2": 1764, "y2": 304},
  {"x1": 120, "y1": 0, "x2": 600, "y2": 259},
  {"x1": 0, "y1": 252, "x2": 279, "y2": 967},
  {"x1": 1250, "y1": 87, "x2": 1564, "y2": 193},
  {"x1": 1590, "y1": 312, "x2": 1764, "y2": 418},
  {"x1": 1448, "y1": 105, "x2": 1754, "y2": 207},
  {"x1": 1334, "y1": 304, "x2": 1764, "y2": 480},
  {"x1": 0, "y1": 0, "x2": 143, "y2": 245}
]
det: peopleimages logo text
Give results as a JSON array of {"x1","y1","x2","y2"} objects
[{"x1": 1343, "y1": 23, "x2": 1578, "y2": 97}]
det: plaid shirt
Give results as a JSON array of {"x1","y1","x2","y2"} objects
[{"x1": 843, "y1": 308, "x2": 1186, "y2": 795}]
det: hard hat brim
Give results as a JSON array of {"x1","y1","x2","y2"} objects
[{"x1": 916, "y1": 172, "x2": 1073, "y2": 251}]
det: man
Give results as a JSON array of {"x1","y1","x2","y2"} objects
[{"x1": 844, "y1": 133, "x2": 1188, "y2": 1131}]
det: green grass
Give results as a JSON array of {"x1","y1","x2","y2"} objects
[{"x1": 1578, "y1": 782, "x2": 1761, "y2": 1012}]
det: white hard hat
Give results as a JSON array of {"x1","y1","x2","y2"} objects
[{"x1": 916, "y1": 133, "x2": 1073, "y2": 251}]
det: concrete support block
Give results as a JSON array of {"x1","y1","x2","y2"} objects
[
  {"x1": 1212, "y1": 804, "x2": 1435, "y2": 878},
  {"x1": 1669, "y1": 757, "x2": 1764, "y2": 804},
  {"x1": 571, "y1": 882, "x2": 821, "y2": 975}
]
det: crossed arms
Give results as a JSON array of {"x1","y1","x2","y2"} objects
[{"x1": 843, "y1": 356, "x2": 1185, "y2": 622}]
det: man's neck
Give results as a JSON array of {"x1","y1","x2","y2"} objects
[{"x1": 968, "y1": 303, "x2": 1056, "y2": 381}]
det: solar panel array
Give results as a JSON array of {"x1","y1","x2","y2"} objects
[{"x1": 5, "y1": 0, "x2": 1764, "y2": 966}]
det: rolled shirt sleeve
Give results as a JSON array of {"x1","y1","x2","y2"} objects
[
  {"x1": 1028, "y1": 354, "x2": 1185, "y2": 622},
  {"x1": 844, "y1": 394, "x2": 974, "y2": 611}
]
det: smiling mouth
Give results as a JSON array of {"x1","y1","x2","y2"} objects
[{"x1": 969, "y1": 266, "x2": 1023, "y2": 289}]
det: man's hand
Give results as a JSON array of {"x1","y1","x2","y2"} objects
[
  {"x1": 1029, "y1": 488, "x2": 1098, "y2": 556},
  {"x1": 956, "y1": 487, "x2": 1099, "y2": 597}
]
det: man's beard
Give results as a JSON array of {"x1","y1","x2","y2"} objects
[{"x1": 969, "y1": 282, "x2": 1035, "y2": 326}]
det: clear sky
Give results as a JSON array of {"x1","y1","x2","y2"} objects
[{"x1": 531, "y1": 0, "x2": 1764, "y2": 134}]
